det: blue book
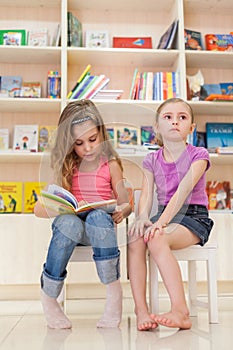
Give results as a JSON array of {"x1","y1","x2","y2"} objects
[{"x1": 206, "y1": 123, "x2": 233, "y2": 150}]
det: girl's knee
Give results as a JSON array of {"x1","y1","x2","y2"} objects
[{"x1": 52, "y1": 214, "x2": 84, "y2": 244}]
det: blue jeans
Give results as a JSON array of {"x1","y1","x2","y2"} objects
[{"x1": 41, "y1": 210, "x2": 120, "y2": 298}]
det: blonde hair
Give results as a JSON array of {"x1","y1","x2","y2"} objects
[
  {"x1": 51, "y1": 100, "x2": 122, "y2": 190},
  {"x1": 155, "y1": 98, "x2": 194, "y2": 146}
]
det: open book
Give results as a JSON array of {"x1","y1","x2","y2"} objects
[{"x1": 40, "y1": 184, "x2": 117, "y2": 215}]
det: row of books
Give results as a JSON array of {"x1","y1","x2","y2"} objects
[
  {"x1": 129, "y1": 70, "x2": 179, "y2": 101},
  {"x1": 0, "y1": 125, "x2": 56, "y2": 152},
  {"x1": 0, "y1": 182, "x2": 46, "y2": 214},
  {"x1": 0, "y1": 26, "x2": 61, "y2": 47},
  {"x1": 185, "y1": 29, "x2": 233, "y2": 51},
  {"x1": 0, "y1": 76, "x2": 41, "y2": 98}
]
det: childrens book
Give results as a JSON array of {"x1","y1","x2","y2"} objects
[
  {"x1": 184, "y1": 29, "x2": 203, "y2": 50},
  {"x1": 0, "y1": 182, "x2": 23, "y2": 213},
  {"x1": 220, "y1": 83, "x2": 233, "y2": 95},
  {"x1": 13, "y1": 124, "x2": 39, "y2": 152},
  {"x1": 157, "y1": 19, "x2": 178, "y2": 49},
  {"x1": 85, "y1": 30, "x2": 110, "y2": 48},
  {"x1": 206, "y1": 181, "x2": 231, "y2": 210},
  {"x1": 28, "y1": 28, "x2": 48, "y2": 46},
  {"x1": 116, "y1": 126, "x2": 139, "y2": 146},
  {"x1": 0, "y1": 75, "x2": 22, "y2": 97},
  {"x1": 40, "y1": 184, "x2": 117, "y2": 215},
  {"x1": 205, "y1": 34, "x2": 233, "y2": 51},
  {"x1": 0, "y1": 29, "x2": 27, "y2": 46},
  {"x1": 206, "y1": 123, "x2": 233, "y2": 150},
  {"x1": 113, "y1": 37, "x2": 152, "y2": 49},
  {"x1": 38, "y1": 125, "x2": 57, "y2": 152},
  {"x1": 67, "y1": 12, "x2": 82, "y2": 47},
  {"x1": 0, "y1": 128, "x2": 9, "y2": 150},
  {"x1": 23, "y1": 182, "x2": 47, "y2": 213},
  {"x1": 20, "y1": 81, "x2": 41, "y2": 98},
  {"x1": 140, "y1": 126, "x2": 157, "y2": 145}
]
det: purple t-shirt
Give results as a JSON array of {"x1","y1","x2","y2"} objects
[{"x1": 143, "y1": 144, "x2": 210, "y2": 207}]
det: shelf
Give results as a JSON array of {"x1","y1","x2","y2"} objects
[
  {"x1": 0, "y1": 152, "x2": 43, "y2": 163},
  {"x1": 0, "y1": 0, "x2": 61, "y2": 7},
  {"x1": 185, "y1": 51, "x2": 233, "y2": 70},
  {"x1": 68, "y1": 48, "x2": 179, "y2": 68},
  {"x1": 189, "y1": 101, "x2": 233, "y2": 116},
  {"x1": 209, "y1": 153, "x2": 233, "y2": 165},
  {"x1": 0, "y1": 46, "x2": 61, "y2": 65},
  {"x1": 0, "y1": 98, "x2": 61, "y2": 113}
]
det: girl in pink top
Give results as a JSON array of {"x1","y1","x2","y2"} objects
[
  {"x1": 35, "y1": 100, "x2": 131, "y2": 329},
  {"x1": 128, "y1": 98, "x2": 213, "y2": 331}
]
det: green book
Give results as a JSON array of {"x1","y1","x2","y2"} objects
[{"x1": 0, "y1": 29, "x2": 27, "y2": 46}]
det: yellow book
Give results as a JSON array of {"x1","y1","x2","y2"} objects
[
  {"x1": 23, "y1": 182, "x2": 47, "y2": 213},
  {"x1": 0, "y1": 182, "x2": 23, "y2": 213},
  {"x1": 38, "y1": 125, "x2": 57, "y2": 152}
]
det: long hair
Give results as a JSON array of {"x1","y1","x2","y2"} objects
[
  {"x1": 51, "y1": 99, "x2": 122, "y2": 190},
  {"x1": 155, "y1": 98, "x2": 194, "y2": 146}
]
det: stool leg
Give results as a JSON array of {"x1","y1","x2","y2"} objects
[
  {"x1": 188, "y1": 260, "x2": 197, "y2": 317},
  {"x1": 207, "y1": 250, "x2": 218, "y2": 323},
  {"x1": 149, "y1": 254, "x2": 159, "y2": 314}
]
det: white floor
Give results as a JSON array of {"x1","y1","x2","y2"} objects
[{"x1": 1, "y1": 296, "x2": 233, "y2": 350}]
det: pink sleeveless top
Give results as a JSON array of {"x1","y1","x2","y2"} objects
[{"x1": 71, "y1": 158, "x2": 114, "y2": 203}]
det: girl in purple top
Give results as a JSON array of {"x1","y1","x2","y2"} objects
[{"x1": 128, "y1": 98, "x2": 213, "y2": 331}]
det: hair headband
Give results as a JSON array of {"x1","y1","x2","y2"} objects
[{"x1": 71, "y1": 116, "x2": 92, "y2": 125}]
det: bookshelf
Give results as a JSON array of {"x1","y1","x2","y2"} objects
[{"x1": 0, "y1": 0, "x2": 233, "y2": 285}]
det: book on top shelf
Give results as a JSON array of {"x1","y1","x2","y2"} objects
[
  {"x1": 67, "y1": 12, "x2": 82, "y2": 47},
  {"x1": 28, "y1": 28, "x2": 48, "y2": 46},
  {"x1": 40, "y1": 184, "x2": 117, "y2": 215},
  {"x1": 85, "y1": 30, "x2": 110, "y2": 48},
  {"x1": 184, "y1": 29, "x2": 203, "y2": 50},
  {"x1": 0, "y1": 29, "x2": 27, "y2": 46},
  {"x1": 206, "y1": 123, "x2": 233, "y2": 151},
  {"x1": 13, "y1": 124, "x2": 39, "y2": 152},
  {"x1": 0, "y1": 129, "x2": 9, "y2": 150},
  {"x1": 23, "y1": 182, "x2": 47, "y2": 213},
  {"x1": 157, "y1": 19, "x2": 178, "y2": 49},
  {"x1": 113, "y1": 37, "x2": 152, "y2": 49},
  {"x1": 0, "y1": 182, "x2": 23, "y2": 213}
]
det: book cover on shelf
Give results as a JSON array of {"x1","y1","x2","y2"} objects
[
  {"x1": 116, "y1": 126, "x2": 139, "y2": 146},
  {"x1": 157, "y1": 19, "x2": 178, "y2": 49},
  {"x1": 200, "y1": 84, "x2": 222, "y2": 100},
  {"x1": 206, "y1": 123, "x2": 233, "y2": 150},
  {"x1": 113, "y1": 37, "x2": 152, "y2": 49},
  {"x1": 51, "y1": 24, "x2": 61, "y2": 46},
  {"x1": 23, "y1": 182, "x2": 47, "y2": 213},
  {"x1": 205, "y1": 34, "x2": 233, "y2": 51},
  {"x1": 40, "y1": 184, "x2": 117, "y2": 215},
  {"x1": 13, "y1": 124, "x2": 39, "y2": 152},
  {"x1": 0, "y1": 75, "x2": 22, "y2": 97},
  {"x1": 140, "y1": 126, "x2": 157, "y2": 146},
  {"x1": 38, "y1": 125, "x2": 57, "y2": 152},
  {"x1": 0, "y1": 128, "x2": 9, "y2": 150},
  {"x1": 85, "y1": 30, "x2": 110, "y2": 48},
  {"x1": 67, "y1": 64, "x2": 91, "y2": 99},
  {"x1": 0, "y1": 182, "x2": 23, "y2": 213},
  {"x1": 28, "y1": 28, "x2": 48, "y2": 46},
  {"x1": 184, "y1": 29, "x2": 203, "y2": 50},
  {"x1": 67, "y1": 12, "x2": 82, "y2": 47},
  {"x1": 206, "y1": 181, "x2": 231, "y2": 210},
  {"x1": 220, "y1": 83, "x2": 233, "y2": 95},
  {"x1": 20, "y1": 81, "x2": 41, "y2": 98},
  {"x1": 0, "y1": 29, "x2": 27, "y2": 46}
]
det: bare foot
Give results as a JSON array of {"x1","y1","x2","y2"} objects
[
  {"x1": 153, "y1": 311, "x2": 192, "y2": 329},
  {"x1": 41, "y1": 290, "x2": 72, "y2": 329},
  {"x1": 137, "y1": 311, "x2": 158, "y2": 331}
]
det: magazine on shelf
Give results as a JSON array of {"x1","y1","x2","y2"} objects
[
  {"x1": 40, "y1": 184, "x2": 117, "y2": 215},
  {"x1": 157, "y1": 19, "x2": 178, "y2": 49}
]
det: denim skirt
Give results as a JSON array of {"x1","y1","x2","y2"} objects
[{"x1": 150, "y1": 204, "x2": 214, "y2": 246}]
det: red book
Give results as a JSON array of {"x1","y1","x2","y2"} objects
[{"x1": 113, "y1": 37, "x2": 152, "y2": 49}]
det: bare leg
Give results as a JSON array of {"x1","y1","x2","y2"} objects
[
  {"x1": 96, "y1": 279, "x2": 122, "y2": 328},
  {"x1": 128, "y1": 237, "x2": 158, "y2": 331},
  {"x1": 148, "y1": 225, "x2": 199, "y2": 329},
  {"x1": 41, "y1": 290, "x2": 72, "y2": 329}
]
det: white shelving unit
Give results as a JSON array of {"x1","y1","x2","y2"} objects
[{"x1": 0, "y1": 0, "x2": 233, "y2": 285}]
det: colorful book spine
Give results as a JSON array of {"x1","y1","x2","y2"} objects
[
  {"x1": 67, "y1": 64, "x2": 91, "y2": 99},
  {"x1": 85, "y1": 75, "x2": 110, "y2": 99}
]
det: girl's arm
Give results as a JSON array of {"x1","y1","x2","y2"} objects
[
  {"x1": 128, "y1": 169, "x2": 154, "y2": 236},
  {"x1": 146, "y1": 159, "x2": 208, "y2": 237},
  {"x1": 109, "y1": 160, "x2": 132, "y2": 224}
]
